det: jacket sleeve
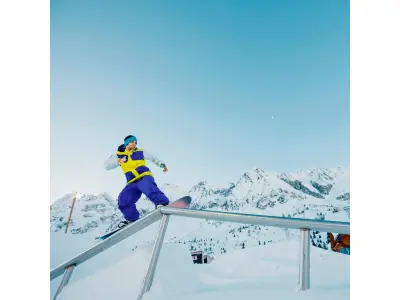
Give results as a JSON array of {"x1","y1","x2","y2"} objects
[
  {"x1": 143, "y1": 150, "x2": 166, "y2": 168},
  {"x1": 104, "y1": 154, "x2": 120, "y2": 170}
]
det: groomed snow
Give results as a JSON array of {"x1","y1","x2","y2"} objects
[{"x1": 55, "y1": 240, "x2": 349, "y2": 300}]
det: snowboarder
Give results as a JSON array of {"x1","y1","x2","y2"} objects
[
  {"x1": 104, "y1": 135, "x2": 170, "y2": 228},
  {"x1": 327, "y1": 232, "x2": 350, "y2": 255}
]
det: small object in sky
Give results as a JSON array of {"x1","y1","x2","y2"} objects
[{"x1": 271, "y1": 116, "x2": 274, "y2": 120}]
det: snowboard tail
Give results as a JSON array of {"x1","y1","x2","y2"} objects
[
  {"x1": 163, "y1": 195, "x2": 191, "y2": 208},
  {"x1": 95, "y1": 196, "x2": 192, "y2": 241}
]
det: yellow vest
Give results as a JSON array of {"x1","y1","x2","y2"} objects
[{"x1": 116, "y1": 147, "x2": 153, "y2": 184}]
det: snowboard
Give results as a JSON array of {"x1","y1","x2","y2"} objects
[{"x1": 95, "y1": 196, "x2": 192, "y2": 241}]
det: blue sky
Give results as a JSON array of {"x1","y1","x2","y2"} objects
[{"x1": 50, "y1": 0, "x2": 349, "y2": 202}]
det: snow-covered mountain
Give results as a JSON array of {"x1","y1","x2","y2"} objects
[{"x1": 50, "y1": 167, "x2": 350, "y2": 257}]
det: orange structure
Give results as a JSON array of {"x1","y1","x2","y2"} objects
[{"x1": 327, "y1": 232, "x2": 350, "y2": 255}]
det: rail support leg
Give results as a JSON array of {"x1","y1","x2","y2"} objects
[
  {"x1": 53, "y1": 265, "x2": 75, "y2": 300},
  {"x1": 298, "y1": 228, "x2": 310, "y2": 291},
  {"x1": 137, "y1": 214, "x2": 170, "y2": 300}
]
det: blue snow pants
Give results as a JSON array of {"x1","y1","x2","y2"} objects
[{"x1": 118, "y1": 175, "x2": 170, "y2": 221}]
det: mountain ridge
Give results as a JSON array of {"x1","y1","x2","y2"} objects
[{"x1": 50, "y1": 166, "x2": 350, "y2": 256}]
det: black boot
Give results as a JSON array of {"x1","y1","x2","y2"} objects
[
  {"x1": 156, "y1": 203, "x2": 169, "y2": 209},
  {"x1": 117, "y1": 220, "x2": 135, "y2": 229}
]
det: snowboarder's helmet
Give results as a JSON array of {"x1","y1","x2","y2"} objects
[{"x1": 124, "y1": 135, "x2": 137, "y2": 146}]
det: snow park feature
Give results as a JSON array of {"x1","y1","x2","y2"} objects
[{"x1": 50, "y1": 167, "x2": 350, "y2": 300}]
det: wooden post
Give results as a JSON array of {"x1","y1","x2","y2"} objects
[{"x1": 65, "y1": 191, "x2": 78, "y2": 234}]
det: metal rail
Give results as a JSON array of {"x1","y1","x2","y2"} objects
[
  {"x1": 51, "y1": 209, "x2": 162, "y2": 281},
  {"x1": 160, "y1": 207, "x2": 350, "y2": 234},
  {"x1": 299, "y1": 229, "x2": 311, "y2": 290},
  {"x1": 137, "y1": 214, "x2": 170, "y2": 299},
  {"x1": 53, "y1": 265, "x2": 75, "y2": 300},
  {"x1": 50, "y1": 207, "x2": 350, "y2": 300}
]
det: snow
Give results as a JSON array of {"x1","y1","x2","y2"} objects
[
  {"x1": 54, "y1": 240, "x2": 349, "y2": 300},
  {"x1": 50, "y1": 166, "x2": 350, "y2": 299}
]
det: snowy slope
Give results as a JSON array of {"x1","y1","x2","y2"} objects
[
  {"x1": 55, "y1": 240, "x2": 349, "y2": 300},
  {"x1": 50, "y1": 167, "x2": 350, "y2": 264}
]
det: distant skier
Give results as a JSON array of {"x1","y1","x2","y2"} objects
[
  {"x1": 327, "y1": 232, "x2": 350, "y2": 255},
  {"x1": 104, "y1": 135, "x2": 170, "y2": 228}
]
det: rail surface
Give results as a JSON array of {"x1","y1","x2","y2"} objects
[
  {"x1": 50, "y1": 209, "x2": 162, "y2": 280},
  {"x1": 160, "y1": 207, "x2": 350, "y2": 233}
]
